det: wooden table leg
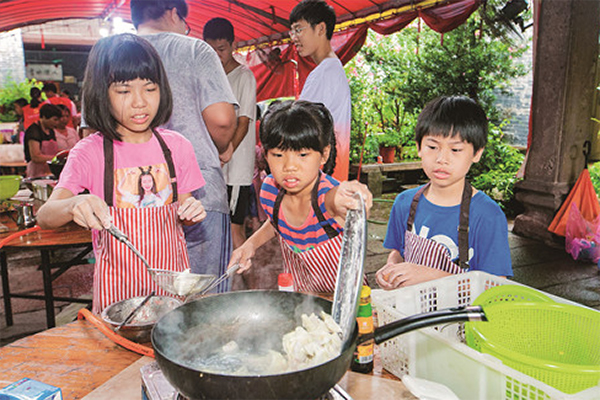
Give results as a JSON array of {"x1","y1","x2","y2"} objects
[
  {"x1": 1, "y1": 251, "x2": 13, "y2": 326},
  {"x1": 40, "y1": 249, "x2": 56, "y2": 329}
]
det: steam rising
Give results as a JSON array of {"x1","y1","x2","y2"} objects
[{"x1": 153, "y1": 291, "x2": 344, "y2": 377}]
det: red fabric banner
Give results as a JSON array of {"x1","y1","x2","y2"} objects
[{"x1": 248, "y1": 0, "x2": 481, "y2": 101}]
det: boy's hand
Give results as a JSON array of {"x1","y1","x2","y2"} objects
[
  {"x1": 333, "y1": 180, "x2": 373, "y2": 217},
  {"x1": 228, "y1": 242, "x2": 256, "y2": 274},
  {"x1": 178, "y1": 197, "x2": 207, "y2": 224},
  {"x1": 70, "y1": 194, "x2": 112, "y2": 230},
  {"x1": 376, "y1": 262, "x2": 450, "y2": 289}
]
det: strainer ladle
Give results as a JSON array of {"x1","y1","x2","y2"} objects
[{"x1": 106, "y1": 223, "x2": 216, "y2": 298}]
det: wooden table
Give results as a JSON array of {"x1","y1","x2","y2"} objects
[
  {"x1": 350, "y1": 161, "x2": 423, "y2": 197},
  {"x1": 0, "y1": 319, "x2": 417, "y2": 399},
  {"x1": 0, "y1": 161, "x2": 27, "y2": 176},
  {"x1": 0, "y1": 211, "x2": 93, "y2": 328}
]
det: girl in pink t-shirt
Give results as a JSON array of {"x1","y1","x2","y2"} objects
[{"x1": 37, "y1": 33, "x2": 206, "y2": 313}]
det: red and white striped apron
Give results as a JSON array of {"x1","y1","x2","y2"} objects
[
  {"x1": 272, "y1": 175, "x2": 366, "y2": 293},
  {"x1": 278, "y1": 233, "x2": 344, "y2": 293},
  {"x1": 91, "y1": 132, "x2": 189, "y2": 313},
  {"x1": 404, "y1": 181, "x2": 472, "y2": 274}
]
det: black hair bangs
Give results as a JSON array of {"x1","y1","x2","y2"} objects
[
  {"x1": 264, "y1": 117, "x2": 325, "y2": 153},
  {"x1": 416, "y1": 96, "x2": 488, "y2": 152},
  {"x1": 261, "y1": 101, "x2": 328, "y2": 153},
  {"x1": 82, "y1": 33, "x2": 172, "y2": 141},
  {"x1": 107, "y1": 40, "x2": 162, "y2": 86}
]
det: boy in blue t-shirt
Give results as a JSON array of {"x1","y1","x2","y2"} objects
[{"x1": 376, "y1": 96, "x2": 512, "y2": 290}]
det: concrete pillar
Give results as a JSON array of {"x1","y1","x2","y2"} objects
[
  {"x1": 513, "y1": 0, "x2": 600, "y2": 244},
  {"x1": 0, "y1": 29, "x2": 26, "y2": 86}
]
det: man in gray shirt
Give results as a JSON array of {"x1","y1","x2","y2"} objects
[{"x1": 131, "y1": 0, "x2": 238, "y2": 292}]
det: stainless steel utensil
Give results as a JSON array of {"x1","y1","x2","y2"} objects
[
  {"x1": 106, "y1": 223, "x2": 152, "y2": 270},
  {"x1": 115, "y1": 290, "x2": 155, "y2": 332},
  {"x1": 198, "y1": 263, "x2": 241, "y2": 295},
  {"x1": 331, "y1": 192, "x2": 367, "y2": 346},
  {"x1": 146, "y1": 268, "x2": 216, "y2": 297}
]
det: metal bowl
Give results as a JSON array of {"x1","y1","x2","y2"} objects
[{"x1": 101, "y1": 295, "x2": 182, "y2": 343}]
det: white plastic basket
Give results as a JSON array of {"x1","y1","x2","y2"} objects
[{"x1": 372, "y1": 271, "x2": 600, "y2": 400}]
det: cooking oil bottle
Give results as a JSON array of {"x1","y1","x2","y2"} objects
[{"x1": 350, "y1": 285, "x2": 374, "y2": 373}]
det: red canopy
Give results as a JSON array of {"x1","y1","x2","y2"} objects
[{"x1": 0, "y1": 0, "x2": 481, "y2": 100}]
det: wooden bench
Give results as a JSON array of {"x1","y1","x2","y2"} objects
[{"x1": 350, "y1": 161, "x2": 424, "y2": 197}]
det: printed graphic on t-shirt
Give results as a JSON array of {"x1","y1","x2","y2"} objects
[{"x1": 115, "y1": 163, "x2": 173, "y2": 208}]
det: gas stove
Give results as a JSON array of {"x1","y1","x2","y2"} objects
[{"x1": 141, "y1": 362, "x2": 353, "y2": 400}]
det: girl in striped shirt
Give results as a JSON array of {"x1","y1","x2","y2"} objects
[{"x1": 228, "y1": 100, "x2": 372, "y2": 293}]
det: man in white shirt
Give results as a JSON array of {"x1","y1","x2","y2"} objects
[{"x1": 290, "y1": 0, "x2": 351, "y2": 182}]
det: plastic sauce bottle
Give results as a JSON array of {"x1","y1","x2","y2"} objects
[
  {"x1": 351, "y1": 285, "x2": 374, "y2": 373},
  {"x1": 278, "y1": 273, "x2": 294, "y2": 292}
]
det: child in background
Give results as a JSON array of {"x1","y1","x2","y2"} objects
[
  {"x1": 11, "y1": 98, "x2": 28, "y2": 143},
  {"x1": 54, "y1": 104, "x2": 80, "y2": 151},
  {"x1": 376, "y1": 96, "x2": 512, "y2": 289},
  {"x1": 37, "y1": 33, "x2": 206, "y2": 313},
  {"x1": 21, "y1": 87, "x2": 44, "y2": 130},
  {"x1": 228, "y1": 100, "x2": 372, "y2": 293},
  {"x1": 203, "y1": 17, "x2": 257, "y2": 250}
]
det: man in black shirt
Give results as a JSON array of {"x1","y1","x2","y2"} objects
[{"x1": 24, "y1": 103, "x2": 61, "y2": 178}]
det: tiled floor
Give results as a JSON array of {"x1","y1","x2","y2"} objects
[{"x1": 1, "y1": 195, "x2": 599, "y2": 346}]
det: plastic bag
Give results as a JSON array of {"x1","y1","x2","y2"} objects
[{"x1": 565, "y1": 202, "x2": 600, "y2": 263}]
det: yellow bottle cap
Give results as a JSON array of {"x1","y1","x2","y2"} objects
[{"x1": 361, "y1": 285, "x2": 371, "y2": 297}]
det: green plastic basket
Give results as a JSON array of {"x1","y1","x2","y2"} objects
[
  {"x1": 466, "y1": 301, "x2": 600, "y2": 394},
  {"x1": 471, "y1": 284, "x2": 554, "y2": 308}
]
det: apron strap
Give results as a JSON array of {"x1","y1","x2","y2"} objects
[
  {"x1": 103, "y1": 136, "x2": 115, "y2": 206},
  {"x1": 458, "y1": 180, "x2": 472, "y2": 269},
  {"x1": 407, "y1": 183, "x2": 429, "y2": 232},
  {"x1": 272, "y1": 173, "x2": 339, "y2": 239},
  {"x1": 406, "y1": 181, "x2": 471, "y2": 270},
  {"x1": 310, "y1": 174, "x2": 339, "y2": 240},
  {"x1": 103, "y1": 131, "x2": 179, "y2": 206}
]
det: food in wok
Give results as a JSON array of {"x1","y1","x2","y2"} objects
[{"x1": 183, "y1": 311, "x2": 342, "y2": 376}]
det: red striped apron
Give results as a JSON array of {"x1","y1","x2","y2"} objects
[
  {"x1": 272, "y1": 175, "x2": 365, "y2": 293},
  {"x1": 404, "y1": 181, "x2": 472, "y2": 274},
  {"x1": 91, "y1": 132, "x2": 189, "y2": 313}
]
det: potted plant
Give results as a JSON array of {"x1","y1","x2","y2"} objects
[{"x1": 375, "y1": 128, "x2": 400, "y2": 163}]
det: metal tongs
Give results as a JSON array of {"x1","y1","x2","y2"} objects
[
  {"x1": 107, "y1": 223, "x2": 152, "y2": 270},
  {"x1": 197, "y1": 263, "x2": 240, "y2": 295}
]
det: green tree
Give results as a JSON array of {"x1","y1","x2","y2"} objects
[{"x1": 0, "y1": 78, "x2": 43, "y2": 122}]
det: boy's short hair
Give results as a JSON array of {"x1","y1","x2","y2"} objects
[
  {"x1": 130, "y1": 0, "x2": 188, "y2": 29},
  {"x1": 415, "y1": 96, "x2": 488, "y2": 152},
  {"x1": 290, "y1": 0, "x2": 336, "y2": 40},
  {"x1": 203, "y1": 17, "x2": 235, "y2": 44},
  {"x1": 42, "y1": 83, "x2": 58, "y2": 94},
  {"x1": 39, "y1": 104, "x2": 62, "y2": 119},
  {"x1": 82, "y1": 33, "x2": 173, "y2": 141}
]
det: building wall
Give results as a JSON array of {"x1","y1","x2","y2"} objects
[
  {"x1": 24, "y1": 46, "x2": 90, "y2": 103},
  {"x1": 494, "y1": 32, "x2": 534, "y2": 148},
  {"x1": 0, "y1": 29, "x2": 26, "y2": 87}
]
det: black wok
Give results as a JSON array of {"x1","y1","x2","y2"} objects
[{"x1": 151, "y1": 290, "x2": 485, "y2": 400}]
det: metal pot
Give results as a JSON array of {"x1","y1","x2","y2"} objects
[
  {"x1": 151, "y1": 290, "x2": 485, "y2": 399},
  {"x1": 102, "y1": 295, "x2": 181, "y2": 343}
]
